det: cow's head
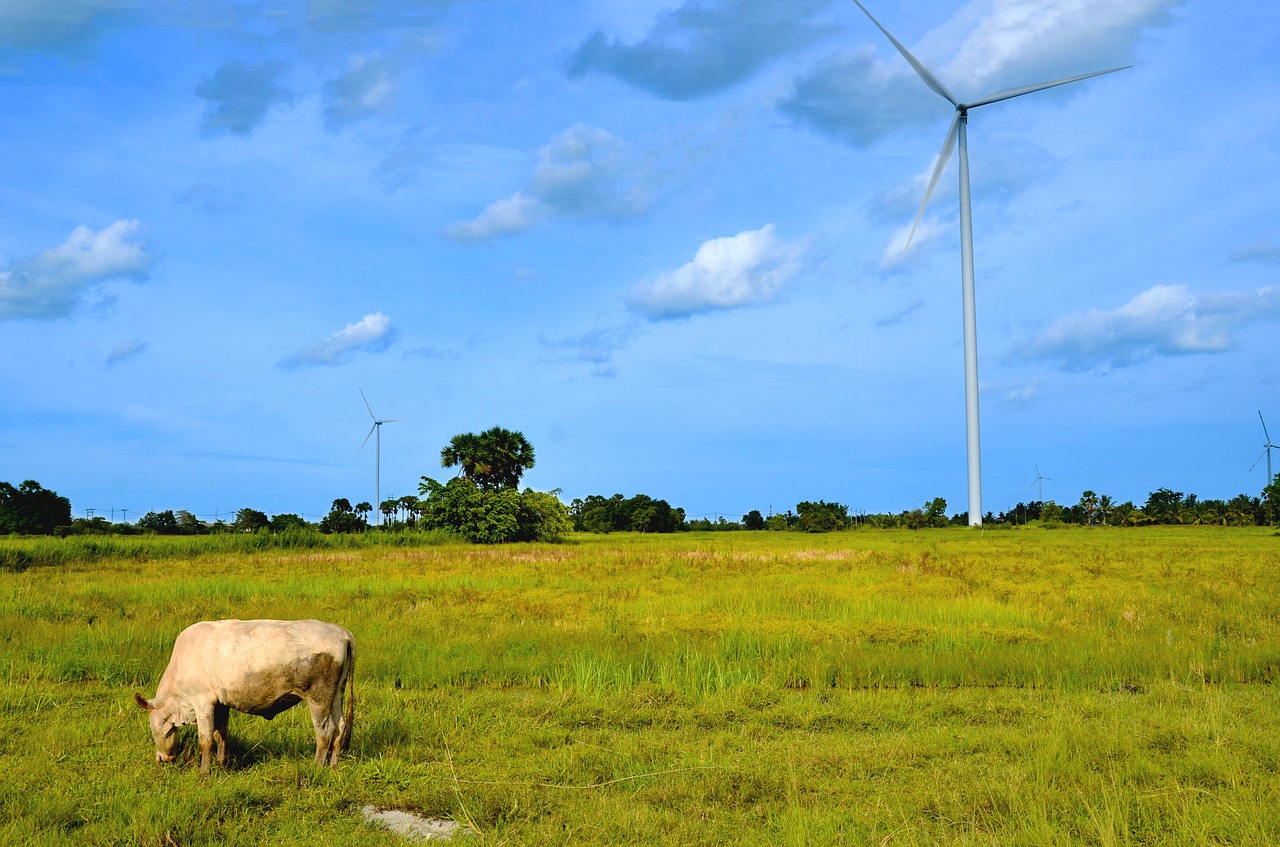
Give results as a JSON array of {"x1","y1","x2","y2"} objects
[{"x1": 134, "y1": 692, "x2": 179, "y2": 763}]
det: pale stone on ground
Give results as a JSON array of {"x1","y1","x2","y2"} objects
[{"x1": 361, "y1": 806, "x2": 473, "y2": 842}]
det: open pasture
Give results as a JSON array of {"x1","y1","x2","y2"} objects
[{"x1": 2, "y1": 527, "x2": 1279, "y2": 845}]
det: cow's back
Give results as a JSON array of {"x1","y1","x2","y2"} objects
[{"x1": 162, "y1": 619, "x2": 353, "y2": 714}]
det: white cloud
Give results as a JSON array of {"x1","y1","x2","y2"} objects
[
  {"x1": 1026, "y1": 284, "x2": 1280, "y2": 371},
  {"x1": 986, "y1": 376, "x2": 1048, "y2": 405},
  {"x1": 278, "y1": 312, "x2": 398, "y2": 369},
  {"x1": 445, "y1": 192, "x2": 546, "y2": 244},
  {"x1": 0, "y1": 220, "x2": 153, "y2": 321},
  {"x1": 783, "y1": 0, "x2": 1175, "y2": 148},
  {"x1": 322, "y1": 35, "x2": 437, "y2": 131},
  {"x1": 944, "y1": 0, "x2": 1177, "y2": 95},
  {"x1": 879, "y1": 217, "x2": 949, "y2": 269},
  {"x1": 629, "y1": 224, "x2": 807, "y2": 320},
  {"x1": 445, "y1": 125, "x2": 654, "y2": 243}
]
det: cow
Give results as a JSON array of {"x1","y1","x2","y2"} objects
[{"x1": 134, "y1": 619, "x2": 354, "y2": 774}]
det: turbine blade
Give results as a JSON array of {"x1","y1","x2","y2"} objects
[
  {"x1": 1251, "y1": 449, "x2": 1268, "y2": 471},
  {"x1": 1261, "y1": 411, "x2": 1272, "y2": 444},
  {"x1": 359, "y1": 388, "x2": 376, "y2": 421},
  {"x1": 849, "y1": 0, "x2": 958, "y2": 106},
  {"x1": 382, "y1": 418, "x2": 404, "y2": 423},
  {"x1": 966, "y1": 66, "x2": 1131, "y2": 109},
  {"x1": 905, "y1": 111, "x2": 960, "y2": 251},
  {"x1": 358, "y1": 422, "x2": 376, "y2": 456}
]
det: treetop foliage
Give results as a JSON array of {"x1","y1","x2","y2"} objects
[
  {"x1": 440, "y1": 426, "x2": 535, "y2": 491},
  {"x1": 0, "y1": 480, "x2": 71, "y2": 535},
  {"x1": 569, "y1": 494, "x2": 686, "y2": 534}
]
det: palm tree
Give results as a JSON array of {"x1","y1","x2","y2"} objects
[
  {"x1": 441, "y1": 427, "x2": 535, "y2": 491},
  {"x1": 397, "y1": 495, "x2": 420, "y2": 526},
  {"x1": 1079, "y1": 490, "x2": 1099, "y2": 526}
]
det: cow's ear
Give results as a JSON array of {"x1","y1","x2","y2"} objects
[{"x1": 134, "y1": 692, "x2": 154, "y2": 712}]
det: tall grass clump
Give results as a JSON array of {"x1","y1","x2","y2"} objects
[{"x1": 0, "y1": 527, "x2": 460, "y2": 571}]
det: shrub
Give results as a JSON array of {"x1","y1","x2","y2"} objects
[{"x1": 418, "y1": 477, "x2": 572, "y2": 543}]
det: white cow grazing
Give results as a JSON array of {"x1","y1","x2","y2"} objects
[{"x1": 135, "y1": 619, "x2": 355, "y2": 774}]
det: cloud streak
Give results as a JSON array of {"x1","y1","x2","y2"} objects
[
  {"x1": 324, "y1": 51, "x2": 400, "y2": 129},
  {"x1": 278, "y1": 312, "x2": 397, "y2": 369},
  {"x1": 542, "y1": 323, "x2": 640, "y2": 371},
  {"x1": 0, "y1": 220, "x2": 153, "y2": 321},
  {"x1": 105, "y1": 338, "x2": 149, "y2": 368},
  {"x1": 196, "y1": 59, "x2": 293, "y2": 137},
  {"x1": 1025, "y1": 284, "x2": 1280, "y2": 371},
  {"x1": 629, "y1": 224, "x2": 807, "y2": 320},
  {"x1": 1231, "y1": 241, "x2": 1280, "y2": 265},
  {"x1": 567, "y1": 0, "x2": 835, "y2": 100}
]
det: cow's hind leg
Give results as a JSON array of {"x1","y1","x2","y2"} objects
[
  {"x1": 327, "y1": 708, "x2": 348, "y2": 766},
  {"x1": 213, "y1": 703, "x2": 230, "y2": 768},
  {"x1": 309, "y1": 700, "x2": 338, "y2": 767}
]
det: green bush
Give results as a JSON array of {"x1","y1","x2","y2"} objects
[{"x1": 418, "y1": 477, "x2": 572, "y2": 543}]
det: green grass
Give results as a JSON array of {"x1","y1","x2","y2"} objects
[{"x1": 1, "y1": 527, "x2": 1278, "y2": 845}]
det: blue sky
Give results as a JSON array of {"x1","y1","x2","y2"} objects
[{"x1": 2, "y1": 0, "x2": 1277, "y2": 523}]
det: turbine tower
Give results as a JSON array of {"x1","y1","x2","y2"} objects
[
  {"x1": 1253, "y1": 411, "x2": 1277, "y2": 485},
  {"x1": 358, "y1": 389, "x2": 402, "y2": 526},
  {"x1": 850, "y1": 0, "x2": 1129, "y2": 526}
]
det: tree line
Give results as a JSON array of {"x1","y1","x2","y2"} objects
[{"x1": 6, "y1": 431, "x2": 1278, "y2": 539}]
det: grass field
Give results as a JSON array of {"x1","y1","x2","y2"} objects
[{"x1": 2, "y1": 527, "x2": 1278, "y2": 845}]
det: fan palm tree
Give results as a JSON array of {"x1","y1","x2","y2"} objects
[{"x1": 441, "y1": 427, "x2": 535, "y2": 491}]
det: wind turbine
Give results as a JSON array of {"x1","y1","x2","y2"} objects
[
  {"x1": 1252, "y1": 411, "x2": 1277, "y2": 485},
  {"x1": 850, "y1": 0, "x2": 1129, "y2": 526},
  {"x1": 358, "y1": 389, "x2": 402, "y2": 526},
  {"x1": 1032, "y1": 465, "x2": 1050, "y2": 502}
]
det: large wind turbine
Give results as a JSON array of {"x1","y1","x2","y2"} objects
[
  {"x1": 358, "y1": 389, "x2": 402, "y2": 526},
  {"x1": 1253, "y1": 411, "x2": 1277, "y2": 485},
  {"x1": 851, "y1": 0, "x2": 1129, "y2": 526},
  {"x1": 1032, "y1": 465, "x2": 1050, "y2": 503}
]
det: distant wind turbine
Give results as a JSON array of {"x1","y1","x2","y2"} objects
[
  {"x1": 1032, "y1": 465, "x2": 1050, "y2": 502},
  {"x1": 358, "y1": 389, "x2": 403, "y2": 526},
  {"x1": 1252, "y1": 411, "x2": 1277, "y2": 485},
  {"x1": 850, "y1": 0, "x2": 1129, "y2": 526}
]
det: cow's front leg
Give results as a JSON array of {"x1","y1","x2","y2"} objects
[{"x1": 195, "y1": 708, "x2": 216, "y2": 775}]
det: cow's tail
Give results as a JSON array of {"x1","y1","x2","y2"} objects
[{"x1": 340, "y1": 636, "x2": 355, "y2": 754}]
